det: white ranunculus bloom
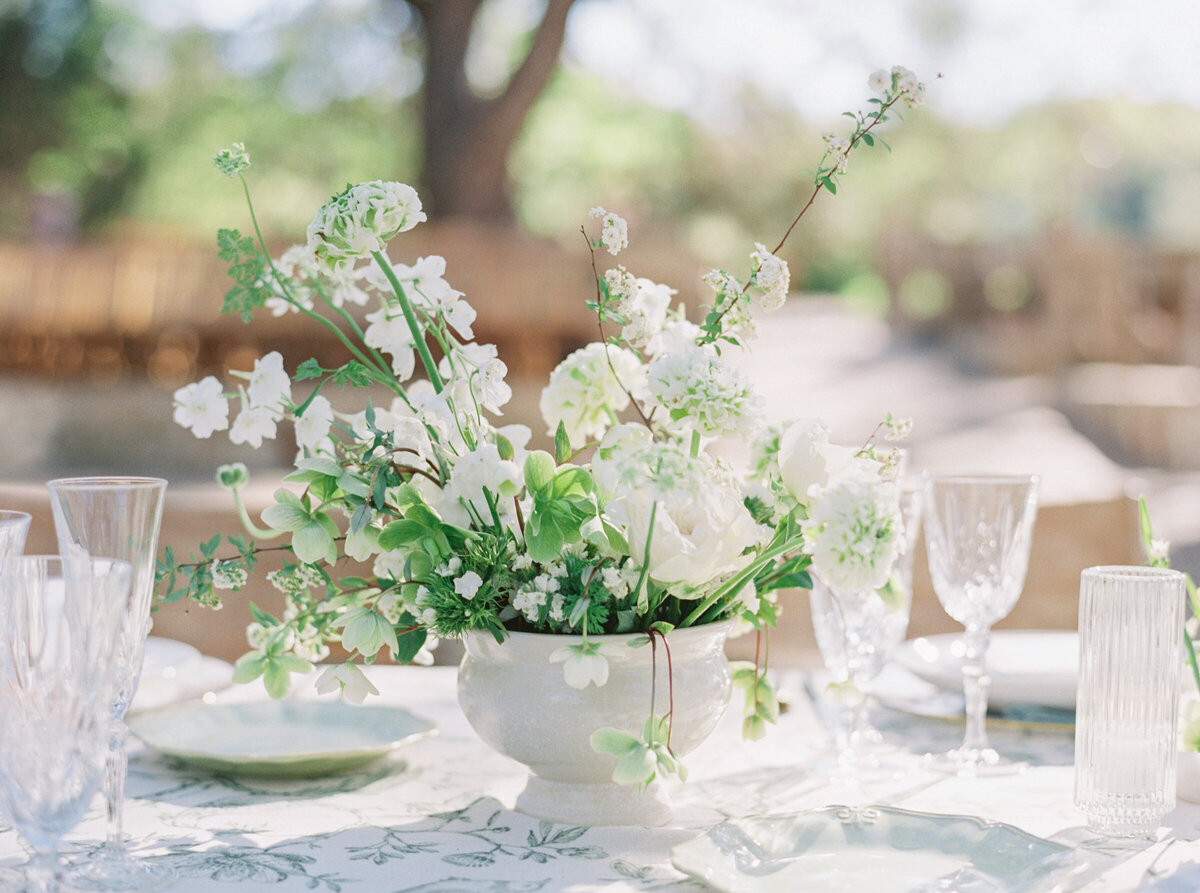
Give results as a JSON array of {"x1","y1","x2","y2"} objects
[
  {"x1": 306, "y1": 181, "x2": 425, "y2": 269},
  {"x1": 229, "y1": 406, "x2": 278, "y2": 448},
  {"x1": 173, "y1": 376, "x2": 229, "y2": 438},
  {"x1": 539, "y1": 342, "x2": 645, "y2": 445},
  {"x1": 646, "y1": 343, "x2": 764, "y2": 440},
  {"x1": 803, "y1": 474, "x2": 901, "y2": 594},
  {"x1": 315, "y1": 662, "x2": 379, "y2": 705},
  {"x1": 294, "y1": 394, "x2": 333, "y2": 452}
]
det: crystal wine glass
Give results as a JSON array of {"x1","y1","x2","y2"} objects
[
  {"x1": 810, "y1": 482, "x2": 923, "y2": 778},
  {"x1": 47, "y1": 476, "x2": 174, "y2": 892},
  {"x1": 922, "y1": 473, "x2": 1038, "y2": 775},
  {"x1": 0, "y1": 510, "x2": 31, "y2": 556},
  {"x1": 0, "y1": 555, "x2": 133, "y2": 893}
]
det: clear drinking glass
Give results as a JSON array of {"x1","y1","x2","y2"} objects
[
  {"x1": 810, "y1": 482, "x2": 923, "y2": 777},
  {"x1": 0, "y1": 555, "x2": 133, "y2": 893},
  {"x1": 0, "y1": 510, "x2": 31, "y2": 556},
  {"x1": 922, "y1": 473, "x2": 1038, "y2": 775},
  {"x1": 47, "y1": 477, "x2": 174, "y2": 892},
  {"x1": 1075, "y1": 566, "x2": 1186, "y2": 838}
]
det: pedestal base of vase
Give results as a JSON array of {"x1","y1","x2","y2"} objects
[{"x1": 515, "y1": 776, "x2": 672, "y2": 827}]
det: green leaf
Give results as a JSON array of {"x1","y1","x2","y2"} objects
[
  {"x1": 295, "y1": 456, "x2": 344, "y2": 477},
  {"x1": 861, "y1": 132, "x2": 875, "y2": 147},
  {"x1": 589, "y1": 727, "x2": 640, "y2": 758},
  {"x1": 554, "y1": 422, "x2": 571, "y2": 464},
  {"x1": 1138, "y1": 496, "x2": 1154, "y2": 548},
  {"x1": 262, "y1": 502, "x2": 309, "y2": 532},
  {"x1": 231, "y1": 652, "x2": 267, "y2": 684},
  {"x1": 524, "y1": 451, "x2": 556, "y2": 496},
  {"x1": 394, "y1": 622, "x2": 429, "y2": 665},
  {"x1": 496, "y1": 433, "x2": 514, "y2": 461},
  {"x1": 525, "y1": 513, "x2": 565, "y2": 565},
  {"x1": 295, "y1": 358, "x2": 323, "y2": 381},
  {"x1": 293, "y1": 520, "x2": 335, "y2": 564}
]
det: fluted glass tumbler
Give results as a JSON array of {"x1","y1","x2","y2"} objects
[
  {"x1": 1074, "y1": 566, "x2": 1186, "y2": 838},
  {"x1": 0, "y1": 510, "x2": 31, "y2": 556}
]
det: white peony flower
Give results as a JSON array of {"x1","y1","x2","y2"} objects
[
  {"x1": 229, "y1": 406, "x2": 278, "y2": 448},
  {"x1": 294, "y1": 395, "x2": 334, "y2": 452},
  {"x1": 803, "y1": 474, "x2": 902, "y2": 594},
  {"x1": 315, "y1": 662, "x2": 379, "y2": 705},
  {"x1": 646, "y1": 343, "x2": 764, "y2": 439},
  {"x1": 550, "y1": 640, "x2": 624, "y2": 689},
  {"x1": 539, "y1": 342, "x2": 645, "y2": 445},
  {"x1": 245, "y1": 351, "x2": 292, "y2": 413},
  {"x1": 364, "y1": 306, "x2": 417, "y2": 380},
  {"x1": 306, "y1": 181, "x2": 425, "y2": 269},
  {"x1": 589, "y1": 206, "x2": 629, "y2": 256},
  {"x1": 750, "y1": 243, "x2": 790, "y2": 311},
  {"x1": 173, "y1": 376, "x2": 229, "y2": 439}
]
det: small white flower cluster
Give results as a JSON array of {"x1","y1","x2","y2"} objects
[
  {"x1": 868, "y1": 65, "x2": 924, "y2": 107},
  {"x1": 210, "y1": 560, "x2": 247, "y2": 590},
  {"x1": 821, "y1": 131, "x2": 851, "y2": 174},
  {"x1": 604, "y1": 267, "x2": 674, "y2": 351},
  {"x1": 512, "y1": 570, "x2": 565, "y2": 625},
  {"x1": 267, "y1": 563, "x2": 325, "y2": 595},
  {"x1": 646, "y1": 343, "x2": 765, "y2": 440},
  {"x1": 589, "y1": 206, "x2": 628, "y2": 256},
  {"x1": 749, "y1": 243, "x2": 790, "y2": 311}
]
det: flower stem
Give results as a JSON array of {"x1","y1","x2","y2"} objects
[{"x1": 372, "y1": 250, "x2": 444, "y2": 393}]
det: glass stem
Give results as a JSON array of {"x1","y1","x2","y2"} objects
[
  {"x1": 960, "y1": 625, "x2": 992, "y2": 753},
  {"x1": 27, "y1": 847, "x2": 60, "y2": 893},
  {"x1": 104, "y1": 719, "x2": 129, "y2": 854}
]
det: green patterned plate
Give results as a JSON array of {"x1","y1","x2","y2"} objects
[{"x1": 128, "y1": 700, "x2": 436, "y2": 778}]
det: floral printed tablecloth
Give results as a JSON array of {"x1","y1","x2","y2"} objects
[{"x1": 1, "y1": 665, "x2": 1198, "y2": 892}]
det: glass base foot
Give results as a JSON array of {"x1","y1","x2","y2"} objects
[
  {"x1": 923, "y1": 745, "x2": 1027, "y2": 777},
  {"x1": 68, "y1": 852, "x2": 175, "y2": 892}
]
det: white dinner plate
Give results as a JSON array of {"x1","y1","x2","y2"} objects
[
  {"x1": 892, "y1": 631, "x2": 1077, "y2": 710},
  {"x1": 671, "y1": 805, "x2": 1080, "y2": 893},
  {"x1": 128, "y1": 700, "x2": 437, "y2": 778}
]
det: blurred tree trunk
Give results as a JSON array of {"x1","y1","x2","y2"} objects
[{"x1": 409, "y1": 0, "x2": 578, "y2": 221}]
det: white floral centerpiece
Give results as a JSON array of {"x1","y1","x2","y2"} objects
[{"x1": 160, "y1": 67, "x2": 927, "y2": 790}]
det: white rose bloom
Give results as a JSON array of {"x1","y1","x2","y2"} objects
[
  {"x1": 539, "y1": 342, "x2": 645, "y2": 445},
  {"x1": 803, "y1": 475, "x2": 902, "y2": 594},
  {"x1": 306, "y1": 181, "x2": 426, "y2": 270},
  {"x1": 294, "y1": 395, "x2": 334, "y2": 452},
  {"x1": 173, "y1": 376, "x2": 229, "y2": 439},
  {"x1": 315, "y1": 662, "x2": 379, "y2": 705},
  {"x1": 229, "y1": 406, "x2": 278, "y2": 448},
  {"x1": 750, "y1": 243, "x2": 790, "y2": 311},
  {"x1": 777, "y1": 419, "x2": 859, "y2": 501},
  {"x1": 364, "y1": 306, "x2": 417, "y2": 380},
  {"x1": 646, "y1": 343, "x2": 764, "y2": 439}
]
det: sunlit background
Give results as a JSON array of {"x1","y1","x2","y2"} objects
[{"x1": 2, "y1": 0, "x2": 1198, "y2": 658}]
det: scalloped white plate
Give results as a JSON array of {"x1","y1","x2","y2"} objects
[
  {"x1": 671, "y1": 806, "x2": 1080, "y2": 893},
  {"x1": 129, "y1": 700, "x2": 436, "y2": 777}
]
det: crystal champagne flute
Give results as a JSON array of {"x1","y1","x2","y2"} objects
[
  {"x1": 47, "y1": 477, "x2": 174, "y2": 892},
  {"x1": 0, "y1": 555, "x2": 133, "y2": 893},
  {"x1": 921, "y1": 473, "x2": 1038, "y2": 775},
  {"x1": 810, "y1": 482, "x2": 923, "y2": 778}
]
